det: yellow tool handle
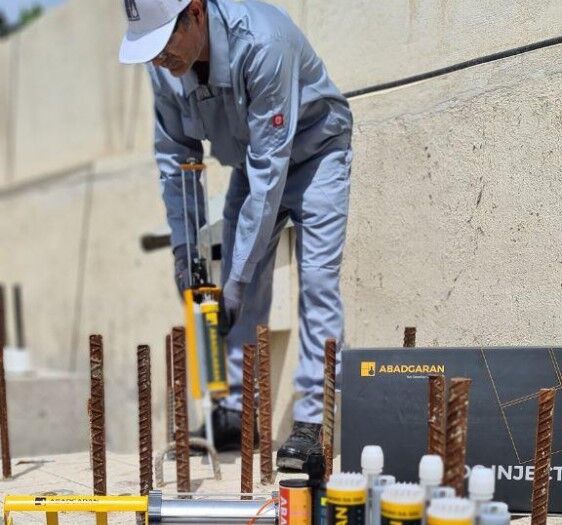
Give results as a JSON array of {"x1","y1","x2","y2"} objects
[
  {"x1": 180, "y1": 162, "x2": 207, "y2": 171},
  {"x1": 3, "y1": 495, "x2": 148, "y2": 513}
]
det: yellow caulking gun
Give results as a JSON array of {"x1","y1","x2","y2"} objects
[{"x1": 179, "y1": 161, "x2": 230, "y2": 450}]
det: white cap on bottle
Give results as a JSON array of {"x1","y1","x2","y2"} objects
[
  {"x1": 361, "y1": 446, "x2": 384, "y2": 475},
  {"x1": 419, "y1": 455, "x2": 444, "y2": 486},
  {"x1": 427, "y1": 497, "x2": 475, "y2": 520},
  {"x1": 468, "y1": 465, "x2": 495, "y2": 502}
]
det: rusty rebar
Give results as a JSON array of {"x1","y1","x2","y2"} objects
[
  {"x1": 428, "y1": 374, "x2": 446, "y2": 459},
  {"x1": 172, "y1": 326, "x2": 190, "y2": 494},
  {"x1": 443, "y1": 377, "x2": 471, "y2": 496},
  {"x1": 0, "y1": 345, "x2": 12, "y2": 479},
  {"x1": 0, "y1": 284, "x2": 6, "y2": 349},
  {"x1": 257, "y1": 325, "x2": 273, "y2": 485},
  {"x1": 89, "y1": 334, "x2": 106, "y2": 495},
  {"x1": 403, "y1": 327, "x2": 417, "y2": 347},
  {"x1": 241, "y1": 343, "x2": 256, "y2": 499},
  {"x1": 531, "y1": 388, "x2": 556, "y2": 525},
  {"x1": 137, "y1": 345, "x2": 153, "y2": 496},
  {"x1": 323, "y1": 338, "x2": 337, "y2": 481},
  {"x1": 165, "y1": 334, "x2": 174, "y2": 446}
]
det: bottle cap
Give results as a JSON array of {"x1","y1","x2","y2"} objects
[
  {"x1": 381, "y1": 482, "x2": 424, "y2": 504},
  {"x1": 327, "y1": 473, "x2": 367, "y2": 491},
  {"x1": 361, "y1": 446, "x2": 384, "y2": 475},
  {"x1": 427, "y1": 497, "x2": 475, "y2": 520},
  {"x1": 468, "y1": 466, "x2": 495, "y2": 502},
  {"x1": 419, "y1": 455, "x2": 444, "y2": 485}
]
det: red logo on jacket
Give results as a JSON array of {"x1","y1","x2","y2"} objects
[{"x1": 272, "y1": 114, "x2": 284, "y2": 128}]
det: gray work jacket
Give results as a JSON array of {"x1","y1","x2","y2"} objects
[{"x1": 147, "y1": 0, "x2": 352, "y2": 283}]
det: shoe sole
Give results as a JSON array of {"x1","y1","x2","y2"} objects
[{"x1": 276, "y1": 456, "x2": 305, "y2": 472}]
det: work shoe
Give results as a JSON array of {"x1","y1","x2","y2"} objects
[
  {"x1": 192, "y1": 405, "x2": 258, "y2": 453},
  {"x1": 276, "y1": 421, "x2": 322, "y2": 472}
]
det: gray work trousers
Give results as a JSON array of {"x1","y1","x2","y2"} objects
[{"x1": 220, "y1": 141, "x2": 352, "y2": 423}]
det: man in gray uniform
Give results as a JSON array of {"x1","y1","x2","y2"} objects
[{"x1": 120, "y1": 0, "x2": 352, "y2": 470}]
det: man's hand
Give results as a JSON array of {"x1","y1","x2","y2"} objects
[{"x1": 219, "y1": 279, "x2": 246, "y2": 336}]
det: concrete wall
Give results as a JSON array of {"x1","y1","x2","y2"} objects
[
  {"x1": 344, "y1": 45, "x2": 562, "y2": 348},
  {"x1": 1, "y1": 0, "x2": 561, "y2": 183}
]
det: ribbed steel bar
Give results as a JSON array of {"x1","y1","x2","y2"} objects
[
  {"x1": 13, "y1": 285, "x2": 25, "y2": 348},
  {"x1": 241, "y1": 344, "x2": 256, "y2": 499},
  {"x1": 256, "y1": 326, "x2": 273, "y2": 485},
  {"x1": 443, "y1": 377, "x2": 471, "y2": 496},
  {"x1": 137, "y1": 345, "x2": 153, "y2": 496},
  {"x1": 166, "y1": 334, "x2": 174, "y2": 445},
  {"x1": 172, "y1": 326, "x2": 190, "y2": 494},
  {"x1": 323, "y1": 338, "x2": 337, "y2": 481},
  {"x1": 0, "y1": 284, "x2": 6, "y2": 349},
  {"x1": 428, "y1": 374, "x2": 446, "y2": 459},
  {"x1": 531, "y1": 388, "x2": 556, "y2": 525},
  {"x1": 403, "y1": 327, "x2": 417, "y2": 348},
  {"x1": 0, "y1": 344, "x2": 11, "y2": 479},
  {"x1": 89, "y1": 334, "x2": 107, "y2": 495}
]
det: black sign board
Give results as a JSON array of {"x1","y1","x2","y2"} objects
[{"x1": 341, "y1": 347, "x2": 562, "y2": 513}]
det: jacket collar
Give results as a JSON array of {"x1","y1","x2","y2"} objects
[{"x1": 207, "y1": 0, "x2": 231, "y2": 88}]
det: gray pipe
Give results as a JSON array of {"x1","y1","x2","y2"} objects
[{"x1": 149, "y1": 491, "x2": 277, "y2": 524}]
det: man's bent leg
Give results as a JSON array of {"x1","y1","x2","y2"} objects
[{"x1": 276, "y1": 144, "x2": 352, "y2": 469}]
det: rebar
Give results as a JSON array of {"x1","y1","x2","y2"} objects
[
  {"x1": 323, "y1": 338, "x2": 337, "y2": 481},
  {"x1": 172, "y1": 326, "x2": 190, "y2": 494},
  {"x1": 443, "y1": 377, "x2": 471, "y2": 496},
  {"x1": 241, "y1": 344, "x2": 256, "y2": 499},
  {"x1": 428, "y1": 374, "x2": 446, "y2": 459},
  {"x1": 89, "y1": 334, "x2": 106, "y2": 495},
  {"x1": 403, "y1": 327, "x2": 417, "y2": 348},
  {"x1": 137, "y1": 345, "x2": 153, "y2": 496},
  {"x1": 257, "y1": 326, "x2": 273, "y2": 485},
  {"x1": 13, "y1": 285, "x2": 25, "y2": 348},
  {"x1": 165, "y1": 334, "x2": 174, "y2": 446},
  {"x1": 531, "y1": 388, "x2": 556, "y2": 525},
  {"x1": 0, "y1": 345, "x2": 11, "y2": 479},
  {"x1": 0, "y1": 284, "x2": 6, "y2": 348}
]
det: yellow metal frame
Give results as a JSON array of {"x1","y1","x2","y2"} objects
[{"x1": 3, "y1": 495, "x2": 148, "y2": 524}]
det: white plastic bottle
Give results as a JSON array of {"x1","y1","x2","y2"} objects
[
  {"x1": 419, "y1": 455, "x2": 444, "y2": 503},
  {"x1": 427, "y1": 498, "x2": 475, "y2": 525},
  {"x1": 362, "y1": 446, "x2": 384, "y2": 525},
  {"x1": 468, "y1": 466, "x2": 494, "y2": 518},
  {"x1": 430, "y1": 487, "x2": 456, "y2": 500}
]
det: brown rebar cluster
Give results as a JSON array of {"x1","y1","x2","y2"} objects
[
  {"x1": 323, "y1": 338, "x2": 337, "y2": 481},
  {"x1": 403, "y1": 327, "x2": 417, "y2": 348},
  {"x1": 531, "y1": 388, "x2": 556, "y2": 525},
  {"x1": 257, "y1": 326, "x2": 273, "y2": 485},
  {"x1": 89, "y1": 334, "x2": 107, "y2": 495},
  {"x1": 172, "y1": 326, "x2": 190, "y2": 494},
  {"x1": 241, "y1": 343, "x2": 256, "y2": 498},
  {"x1": 137, "y1": 345, "x2": 153, "y2": 496},
  {"x1": 427, "y1": 374, "x2": 446, "y2": 459},
  {"x1": 443, "y1": 377, "x2": 471, "y2": 496}
]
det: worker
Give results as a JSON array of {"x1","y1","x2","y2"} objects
[{"x1": 119, "y1": 0, "x2": 352, "y2": 471}]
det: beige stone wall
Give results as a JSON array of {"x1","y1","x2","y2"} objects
[{"x1": 344, "y1": 45, "x2": 562, "y2": 348}]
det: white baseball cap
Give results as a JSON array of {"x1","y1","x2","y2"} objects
[{"x1": 119, "y1": 0, "x2": 193, "y2": 64}]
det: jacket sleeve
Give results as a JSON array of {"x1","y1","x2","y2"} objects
[
  {"x1": 228, "y1": 39, "x2": 299, "y2": 283},
  {"x1": 149, "y1": 68, "x2": 205, "y2": 251}
]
